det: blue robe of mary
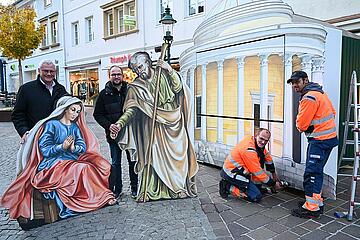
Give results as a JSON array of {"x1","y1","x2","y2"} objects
[{"x1": 37, "y1": 119, "x2": 87, "y2": 218}]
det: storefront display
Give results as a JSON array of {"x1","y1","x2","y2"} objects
[{"x1": 69, "y1": 68, "x2": 99, "y2": 106}]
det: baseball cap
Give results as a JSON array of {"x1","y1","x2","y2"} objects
[{"x1": 287, "y1": 71, "x2": 308, "y2": 84}]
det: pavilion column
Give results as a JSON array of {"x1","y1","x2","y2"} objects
[
  {"x1": 201, "y1": 64, "x2": 207, "y2": 141},
  {"x1": 312, "y1": 56, "x2": 325, "y2": 86},
  {"x1": 283, "y1": 53, "x2": 293, "y2": 159},
  {"x1": 259, "y1": 54, "x2": 269, "y2": 129},
  {"x1": 236, "y1": 56, "x2": 245, "y2": 142},
  {"x1": 188, "y1": 66, "x2": 195, "y2": 144},
  {"x1": 300, "y1": 54, "x2": 313, "y2": 163},
  {"x1": 217, "y1": 60, "x2": 224, "y2": 143}
]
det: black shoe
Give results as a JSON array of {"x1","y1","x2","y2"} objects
[
  {"x1": 131, "y1": 185, "x2": 137, "y2": 199},
  {"x1": 297, "y1": 201, "x2": 324, "y2": 214},
  {"x1": 219, "y1": 179, "x2": 229, "y2": 198},
  {"x1": 291, "y1": 207, "x2": 320, "y2": 219}
]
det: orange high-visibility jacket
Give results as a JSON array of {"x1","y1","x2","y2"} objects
[
  {"x1": 296, "y1": 90, "x2": 337, "y2": 140},
  {"x1": 222, "y1": 136, "x2": 274, "y2": 184}
]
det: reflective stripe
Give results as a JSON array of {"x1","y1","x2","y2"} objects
[
  {"x1": 310, "y1": 114, "x2": 334, "y2": 126},
  {"x1": 305, "y1": 127, "x2": 337, "y2": 138},
  {"x1": 228, "y1": 155, "x2": 241, "y2": 168},
  {"x1": 303, "y1": 95, "x2": 316, "y2": 102},
  {"x1": 223, "y1": 167, "x2": 249, "y2": 183},
  {"x1": 247, "y1": 147, "x2": 257, "y2": 153},
  {"x1": 306, "y1": 196, "x2": 320, "y2": 205},
  {"x1": 253, "y1": 169, "x2": 265, "y2": 176},
  {"x1": 265, "y1": 160, "x2": 274, "y2": 164}
]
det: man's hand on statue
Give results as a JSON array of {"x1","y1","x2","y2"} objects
[
  {"x1": 157, "y1": 59, "x2": 173, "y2": 72},
  {"x1": 63, "y1": 135, "x2": 74, "y2": 150},
  {"x1": 20, "y1": 131, "x2": 30, "y2": 144}
]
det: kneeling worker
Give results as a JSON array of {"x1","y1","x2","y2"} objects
[{"x1": 219, "y1": 128, "x2": 281, "y2": 202}]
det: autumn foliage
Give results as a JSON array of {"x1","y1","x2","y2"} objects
[{"x1": 0, "y1": 5, "x2": 43, "y2": 84}]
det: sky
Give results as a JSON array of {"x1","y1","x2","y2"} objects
[{"x1": 0, "y1": 0, "x2": 14, "y2": 6}]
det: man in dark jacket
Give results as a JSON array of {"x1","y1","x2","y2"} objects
[
  {"x1": 93, "y1": 65, "x2": 138, "y2": 199},
  {"x1": 12, "y1": 60, "x2": 68, "y2": 144}
]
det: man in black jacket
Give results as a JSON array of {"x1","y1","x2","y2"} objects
[
  {"x1": 93, "y1": 65, "x2": 138, "y2": 199},
  {"x1": 12, "y1": 60, "x2": 68, "y2": 144}
]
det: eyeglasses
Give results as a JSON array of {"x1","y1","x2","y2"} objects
[
  {"x1": 110, "y1": 73, "x2": 123, "y2": 77},
  {"x1": 41, "y1": 70, "x2": 55, "y2": 74}
]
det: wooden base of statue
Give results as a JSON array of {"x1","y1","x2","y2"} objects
[{"x1": 17, "y1": 189, "x2": 59, "y2": 230}]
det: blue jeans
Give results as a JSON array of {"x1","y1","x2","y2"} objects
[
  {"x1": 303, "y1": 137, "x2": 338, "y2": 197},
  {"x1": 109, "y1": 140, "x2": 138, "y2": 194},
  {"x1": 220, "y1": 169, "x2": 263, "y2": 202}
]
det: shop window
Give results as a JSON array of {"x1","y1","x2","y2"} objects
[
  {"x1": 85, "y1": 16, "x2": 94, "y2": 42},
  {"x1": 72, "y1": 22, "x2": 79, "y2": 46},
  {"x1": 196, "y1": 96, "x2": 202, "y2": 128},
  {"x1": 70, "y1": 68, "x2": 99, "y2": 106},
  {"x1": 102, "y1": 0, "x2": 137, "y2": 39},
  {"x1": 188, "y1": 0, "x2": 204, "y2": 16}
]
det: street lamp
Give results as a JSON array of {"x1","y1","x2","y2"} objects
[{"x1": 159, "y1": 6, "x2": 176, "y2": 64}]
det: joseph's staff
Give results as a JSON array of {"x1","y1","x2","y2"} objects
[{"x1": 142, "y1": 42, "x2": 169, "y2": 202}]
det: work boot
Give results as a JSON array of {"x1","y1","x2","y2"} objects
[
  {"x1": 297, "y1": 201, "x2": 324, "y2": 214},
  {"x1": 291, "y1": 207, "x2": 320, "y2": 219},
  {"x1": 219, "y1": 179, "x2": 229, "y2": 198}
]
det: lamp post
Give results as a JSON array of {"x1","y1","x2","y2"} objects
[
  {"x1": 0, "y1": 59, "x2": 7, "y2": 93},
  {"x1": 159, "y1": 6, "x2": 176, "y2": 64}
]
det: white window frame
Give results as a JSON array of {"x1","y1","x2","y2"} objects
[
  {"x1": 85, "y1": 16, "x2": 94, "y2": 42},
  {"x1": 101, "y1": 0, "x2": 137, "y2": 39},
  {"x1": 72, "y1": 22, "x2": 79, "y2": 46},
  {"x1": 187, "y1": 0, "x2": 204, "y2": 16},
  {"x1": 50, "y1": 20, "x2": 57, "y2": 44},
  {"x1": 41, "y1": 23, "x2": 48, "y2": 47}
]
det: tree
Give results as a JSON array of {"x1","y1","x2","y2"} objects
[{"x1": 0, "y1": 5, "x2": 43, "y2": 85}]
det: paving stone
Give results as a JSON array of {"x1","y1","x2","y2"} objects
[
  {"x1": 320, "y1": 220, "x2": 346, "y2": 233},
  {"x1": 227, "y1": 222, "x2": 249, "y2": 237},
  {"x1": 235, "y1": 214, "x2": 273, "y2": 230},
  {"x1": 259, "y1": 195, "x2": 285, "y2": 208},
  {"x1": 300, "y1": 229, "x2": 330, "y2": 240},
  {"x1": 264, "y1": 222, "x2": 289, "y2": 234},
  {"x1": 328, "y1": 232, "x2": 358, "y2": 240},
  {"x1": 313, "y1": 214, "x2": 334, "y2": 224},
  {"x1": 247, "y1": 226, "x2": 277, "y2": 240},
  {"x1": 278, "y1": 215, "x2": 309, "y2": 228},
  {"x1": 261, "y1": 206, "x2": 290, "y2": 220},
  {"x1": 219, "y1": 210, "x2": 241, "y2": 223},
  {"x1": 341, "y1": 225, "x2": 360, "y2": 238},
  {"x1": 299, "y1": 220, "x2": 321, "y2": 230},
  {"x1": 272, "y1": 231, "x2": 299, "y2": 240},
  {"x1": 201, "y1": 203, "x2": 217, "y2": 213},
  {"x1": 214, "y1": 203, "x2": 231, "y2": 213}
]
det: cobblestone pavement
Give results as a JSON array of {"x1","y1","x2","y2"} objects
[{"x1": 0, "y1": 109, "x2": 360, "y2": 239}]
